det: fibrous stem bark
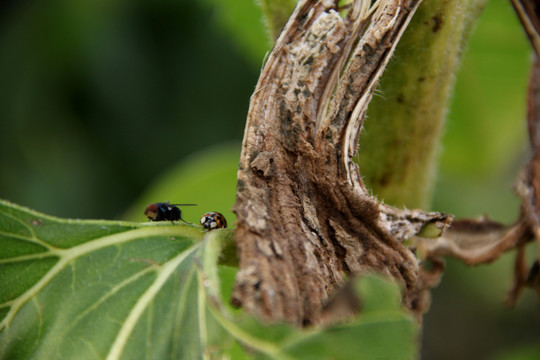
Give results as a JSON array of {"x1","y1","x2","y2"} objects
[{"x1": 233, "y1": 0, "x2": 451, "y2": 325}]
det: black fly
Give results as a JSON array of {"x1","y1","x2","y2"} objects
[{"x1": 144, "y1": 202, "x2": 196, "y2": 223}]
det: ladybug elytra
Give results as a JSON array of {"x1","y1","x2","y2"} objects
[{"x1": 200, "y1": 212, "x2": 227, "y2": 230}]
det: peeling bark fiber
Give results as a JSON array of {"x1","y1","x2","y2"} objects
[{"x1": 233, "y1": 0, "x2": 451, "y2": 325}]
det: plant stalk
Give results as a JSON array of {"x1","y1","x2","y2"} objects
[{"x1": 356, "y1": 0, "x2": 487, "y2": 209}]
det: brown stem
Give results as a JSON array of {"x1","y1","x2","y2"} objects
[
  {"x1": 509, "y1": 0, "x2": 540, "y2": 56},
  {"x1": 233, "y1": 0, "x2": 450, "y2": 325},
  {"x1": 506, "y1": 245, "x2": 529, "y2": 307}
]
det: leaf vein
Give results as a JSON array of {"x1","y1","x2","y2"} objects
[
  {"x1": 105, "y1": 244, "x2": 199, "y2": 360},
  {"x1": 0, "y1": 227, "x2": 193, "y2": 332}
]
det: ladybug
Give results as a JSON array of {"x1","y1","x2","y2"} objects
[
  {"x1": 144, "y1": 202, "x2": 196, "y2": 222},
  {"x1": 200, "y1": 212, "x2": 227, "y2": 230}
]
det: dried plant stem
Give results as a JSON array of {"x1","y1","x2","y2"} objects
[{"x1": 233, "y1": 0, "x2": 451, "y2": 325}]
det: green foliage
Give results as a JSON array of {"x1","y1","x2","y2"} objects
[
  {"x1": 0, "y1": 200, "x2": 206, "y2": 359},
  {"x1": 0, "y1": 200, "x2": 418, "y2": 359},
  {"x1": 358, "y1": 0, "x2": 488, "y2": 210}
]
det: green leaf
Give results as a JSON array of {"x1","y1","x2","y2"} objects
[
  {"x1": 206, "y1": 275, "x2": 418, "y2": 360},
  {"x1": 285, "y1": 276, "x2": 416, "y2": 360},
  {"x1": 1, "y1": 200, "x2": 417, "y2": 359},
  {"x1": 0, "y1": 199, "x2": 226, "y2": 359}
]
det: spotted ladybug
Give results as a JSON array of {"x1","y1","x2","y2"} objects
[
  {"x1": 200, "y1": 212, "x2": 227, "y2": 230},
  {"x1": 144, "y1": 202, "x2": 196, "y2": 222}
]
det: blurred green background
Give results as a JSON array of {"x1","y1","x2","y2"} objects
[{"x1": 0, "y1": 0, "x2": 538, "y2": 359}]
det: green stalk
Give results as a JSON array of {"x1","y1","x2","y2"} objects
[
  {"x1": 258, "y1": 0, "x2": 487, "y2": 209},
  {"x1": 356, "y1": 0, "x2": 487, "y2": 209},
  {"x1": 259, "y1": 0, "x2": 298, "y2": 40}
]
